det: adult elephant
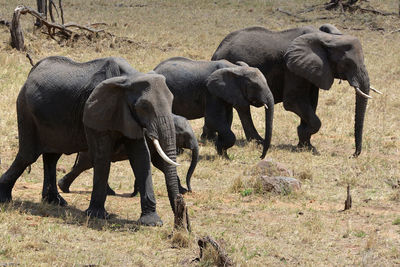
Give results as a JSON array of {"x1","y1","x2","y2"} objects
[
  {"x1": 212, "y1": 24, "x2": 378, "y2": 156},
  {"x1": 57, "y1": 114, "x2": 199, "y2": 195},
  {"x1": 0, "y1": 56, "x2": 179, "y2": 226},
  {"x1": 154, "y1": 57, "x2": 274, "y2": 158}
]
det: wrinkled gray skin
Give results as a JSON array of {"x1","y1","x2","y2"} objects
[
  {"x1": 212, "y1": 24, "x2": 371, "y2": 156},
  {"x1": 154, "y1": 57, "x2": 274, "y2": 158},
  {"x1": 0, "y1": 56, "x2": 179, "y2": 226},
  {"x1": 57, "y1": 114, "x2": 198, "y2": 195}
]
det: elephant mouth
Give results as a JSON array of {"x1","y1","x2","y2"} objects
[{"x1": 148, "y1": 136, "x2": 180, "y2": 167}]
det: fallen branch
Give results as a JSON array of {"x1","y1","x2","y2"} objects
[
  {"x1": 9, "y1": 5, "x2": 107, "y2": 50},
  {"x1": 196, "y1": 236, "x2": 234, "y2": 267}
]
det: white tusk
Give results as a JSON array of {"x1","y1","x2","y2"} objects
[
  {"x1": 370, "y1": 86, "x2": 383, "y2": 95},
  {"x1": 355, "y1": 87, "x2": 372, "y2": 99},
  {"x1": 152, "y1": 139, "x2": 180, "y2": 167},
  {"x1": 264, "y1": 104, "x2": 268, "y2": 110}
]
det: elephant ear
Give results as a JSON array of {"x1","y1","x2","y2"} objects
[
  {"x1": 284, "y1": 32, "x2": 334, "y2": 90},
  {"x1": 83, "y1": 76, "x2": 143, "y2": 139},
  {"x1": 206, "y1": 67, "x2": 249, "y2": 107},
  {"x1": 319, "y1": 24, "x2": 342, "y2": 35}
]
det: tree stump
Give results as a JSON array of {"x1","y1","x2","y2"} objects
[
  {"x1": 174, "y1": 194, "x2": 191, "y2": 232},
  {"x1": 10, "y1": 6, "x2": 26, "y2": 51}
]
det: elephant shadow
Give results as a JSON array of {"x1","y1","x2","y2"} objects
[
  {"x1": 1, "y1": 200, "x2": 141, "y2": 232},
  {"x1": 71, "y1": 190, "x2": 134, "y2": 198}
]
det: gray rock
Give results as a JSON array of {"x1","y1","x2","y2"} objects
[
  {"x1": 254, "y1": 158, "x2": 293, "y2": 177},
  {"x1": 256, "y1": 176, "x2": 301, "y2": 195}
]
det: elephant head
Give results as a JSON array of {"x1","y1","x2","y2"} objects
[
  {"x1": 284, "y1": 31, "x2": 372, "y2": 156},
  {"x1": 173, "y1": 115, "x2": 198, "y2": 192},
  {"x1": 83, "y1": 73, "x2": 180, "y2": 211},
  {"x1": 206, "y1": 64, "x2": 274, "y2": 158}
]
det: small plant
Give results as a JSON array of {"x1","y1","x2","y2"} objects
[
  {"x1": 240, "y1": 188, "x2": 253, "y2": 197},
  {"x1": 393, "y1": 218, "x2": 400, "y2": 226},
  {"x1": 354, "y1": 230, "x2": 367, "y2": 238}
]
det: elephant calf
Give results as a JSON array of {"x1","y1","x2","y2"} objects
[
  {"x1": 58, "y1": 114, "x2": 199, "y2": 195},
  {"x1": 154, "y1": 57, "x2": 274, "y2": 158}
]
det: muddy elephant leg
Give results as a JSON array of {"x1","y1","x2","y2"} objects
[
  {"x1": 0, "y1": 151, "x2": 40, "y2": 202},
  {"x1": 124, "y1": 138, "x2": 162, "y2": 226},
  {"x1": 85, "y1": 129, "x2": 114, "y2": 219},
  {"x1": 236, "y1": 106, "x2": 263, "y2": 143},
  {"x1": 42, "y1": 153, "x2": 67, "y2": 206}
]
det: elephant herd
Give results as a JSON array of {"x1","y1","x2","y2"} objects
[{"x1": 0, "y1": 24, "x2": 379, "y2": 226}]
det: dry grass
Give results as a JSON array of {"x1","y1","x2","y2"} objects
[{"x1": 1, "y1": 0, "x2": 400, "y2": 266}]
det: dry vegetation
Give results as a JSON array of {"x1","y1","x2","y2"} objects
[{"x1": 0, "y1": 0, "x2": 400, "y2": 266}]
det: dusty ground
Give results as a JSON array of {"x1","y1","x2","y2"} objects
[{"x1": 0, "y1": 0, "x2": 399, "y2": 266}]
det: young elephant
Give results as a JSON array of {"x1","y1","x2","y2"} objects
[
  {"x1": 57, "y1": 114, "x2": 198, "y2": 195},
  {"x1": 0, "y1": 56, "x2": 179, "y2": 226},
  {"x1": 154, "y1": 57, "x2": 274, "y2": 158}
]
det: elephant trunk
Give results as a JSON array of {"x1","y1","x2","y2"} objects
[
  {"x1": 351, "y1": 66, "x2": 370, "y2": 157},
  {"x1": 185, "y1": 140, "x2": 199, "y2": 192},
  {"x1": 153, "y1": 116, "x2": 180, "y2": 213},
  {"x1": 260, "y1": 90, "x2": 275, "y2": 159}
]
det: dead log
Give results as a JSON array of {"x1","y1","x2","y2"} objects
[
  {"x1": 197, "y1": 236, "x2": 234, "y2": 267},
  {"x1": 10, "y1": 6, "x2": 26, "y2": 51},
  {"x1": 174, "y1": 194, "x2": 191, "y2": 233}
]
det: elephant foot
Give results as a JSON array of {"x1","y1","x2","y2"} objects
[
  {"x1": 130, "y1": 189, "x2": 139, "y2": 197},
  {"x1": 297, "y1": 143, "x2": 320, "y2": 156},
  {"x1": 0, "y1": 184, "x2": 12, "y2": 203},
  {"x1": 85, "y1": 207, "x2": 109, "y2": 219},
  {"x1": 57, "y1": 178, "x2": 71, "y2": 193},
  {"x1": 137, "y1": 212, "x2": 163, "y2": 227},
  {"x1": 106, "y1": 185, "x2": 116, "y2": 196},
  {"x1": 42, "y1": 193, "x2": 68, "y2": 206}
]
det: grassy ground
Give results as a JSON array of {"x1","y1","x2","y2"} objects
[{"x1": 0, "y1": 0, "x2": 400, "y2": 266}]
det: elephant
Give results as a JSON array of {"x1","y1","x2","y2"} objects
[
  {"x1": 153, "y1": 57, "x2": 274, "y2": 158},
  {"x1": 212, "y1": 24, "x2": 379, "y2": 156},
  {"x1": 57, "y1": 114, "x2": 198, "y2": 195},
  {"x1": 0, "y1": 56, "x2": 180, "y2": 226}
]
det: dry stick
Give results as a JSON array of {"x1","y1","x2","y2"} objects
[
  {"x1": 59, "y1": 0, "x2": 64, "y2": 24},
  {"x1": 48, "y1": 0, "x2": 60, "y2": 23},
  {"x1": 174, "y1": 194, "x2": 191, "y2": 233},
  {"x1": 344, "y1": 185, "x2": 352, "y2": 210},
  {"x1": 64, "y1": 22, "x2": 105, "y2": 33},
  {"x1": 26, "y1": 53, "x2": 35, "y2": 66},
  {"x1": 197, "y1": 236, "x2": 234, "y2": 267}
]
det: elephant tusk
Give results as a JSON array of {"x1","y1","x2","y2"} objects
[
  {"x1": 355, "y1": 87, "x2": 372, "y2": 99},
  {"x1": 264, "y1": 104, "x2": 268, "y2": 110},
  {"x1": 152, "y1": 139, "x2": 180, "y2": 167},
  {"x1": 370, "y1": 86, "x2": 383, "y2": 95}
]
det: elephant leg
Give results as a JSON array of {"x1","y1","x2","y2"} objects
[
  {"x1": 42, "y1": 153, "x2": 67, "y2": 206},
  {"x1": 85, "y1": 129, "x2": 114, "y2": 219},
  {"x1": 205, "y1": 98, "x2": 236, "y2": 157},
  {"x1": 124, "y1": 138, "x2": 162, "y2": 226},
  {"x1": 58, "y1": 152, "x2": 91, "y2": 193},
  {"x1": 236, "y1": 106, "x2": 263, "y2": 143},
  {"x1": 297, "y1": 87, "x2": 320, "y2": 151},
  {"x1": 0, "y1": 151, "x2": 39, "y2": 202}
]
